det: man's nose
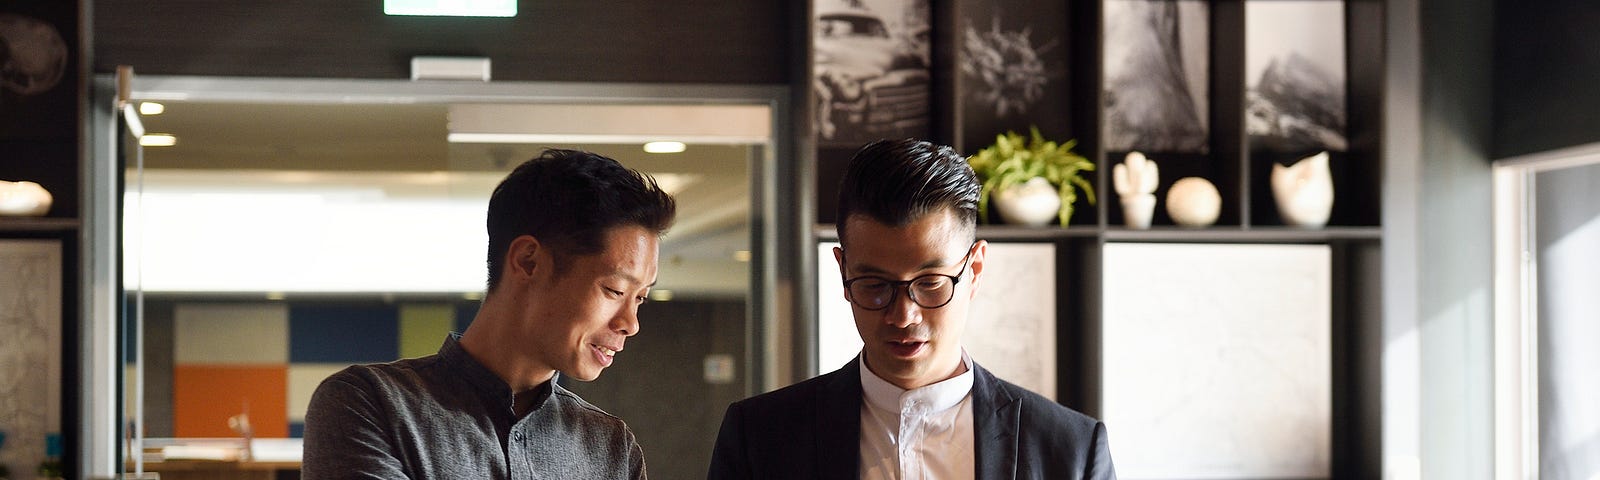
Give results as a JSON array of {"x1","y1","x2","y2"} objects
[
  {"x1": 882, "y1": 288, "x2": 921, "y2": 329},
  {"x1": 613, "y1": 306, "x2": 641, "y2": 337}
]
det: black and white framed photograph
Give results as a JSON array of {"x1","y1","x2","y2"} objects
[
  {"x1": 0, "y1": 3, "x2": 76, "y2": 141},
  {"x1": 1103, "y1": 0, "x2": 1209, "y2": 154},
  {"x1": 950, "y1": 0, "x2": 1072, "y2": 153},
  {"x1": 1245, "y1": 0, "x2": 1346, "y2": 154},
  {"x1": 812, "y1": 0, "x2": 931, "y2": 146}
]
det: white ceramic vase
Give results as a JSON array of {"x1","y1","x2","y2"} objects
[
  {"x1": 1166, "y1": 177, "x2": 1220, "y2": 227},
  {"x1": 1271, "y1": 151, "x2": 1334, "y2": 228},
  {"x1": 994, "y1": 177, "x2": 1061, "y2": 226},
  {"x1": 0, "y1": 180, "x2": 53, "y2": 217},
  {"x1": 1120, "y1": 193, "x2": 1156, "y2": 229}
]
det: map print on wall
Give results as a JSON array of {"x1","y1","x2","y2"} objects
[
  {"x1": 818, "y1": 242, "x2": 1056, "y2": 398},
  {"x1": 1103, "y1": 242, "x2": 1330, "y2": 479},
  {"x1": 0, "y1": 240, "x2": 62, "y2": 476},
  {"x1": 1246, "y1": 1, "x2": 1346, "y2": 154}
]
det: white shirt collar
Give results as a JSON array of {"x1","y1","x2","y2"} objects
[{"x1": 859, "y1": 350, "x2": 975, "y2": 416}]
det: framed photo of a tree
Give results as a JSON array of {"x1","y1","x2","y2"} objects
[{"x1": 1103, "y1": 0, "x2": 1210, "y2": 154}]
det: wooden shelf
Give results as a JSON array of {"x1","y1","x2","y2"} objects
[
  {"x1": 977, "y1": 225, "x2": 1103, "y2": 241},
  {"x1": 0, "y1": 217, "x2": 81, "y2": 233},
  {"x1": 1103, "y1": 226, "x2": 1382, "y2": 243},
  {"x1": 816, "y1": 223, "x2": 1378, "y2": 243}
]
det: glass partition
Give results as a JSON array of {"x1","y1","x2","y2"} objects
[{"x1": 117, "y1": 78, "x2": 783, "y2": 480}]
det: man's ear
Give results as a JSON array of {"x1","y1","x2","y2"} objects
[
  {"x1": 967, "y1": 240, "x2": 988, "y2": 298},
  {"x1": 507, "y1": 235, "x2": 543, "y2": 279},
  {"x1": 833, "y1": 245, "x2": 849, "y2": 301}
]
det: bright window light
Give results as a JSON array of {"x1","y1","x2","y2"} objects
[
  {"x1": 139, "y1": 102, "x2": 165, "y2": 115},
  {"x1": 643, "y1": 141, "x2": 686, "y2": 154},
  {"x1": 140, "y1": 134, "x2": 177, "y2": 147},
  {"x1": 384, "y1": 0, "x2": 516, "y2": 17}
]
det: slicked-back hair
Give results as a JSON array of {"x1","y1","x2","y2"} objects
[
  {"x1": 835, "y1": 139, "x2": 980, "y2": 245},
  {"x1": 485, "y1": 149, "x2": 676, "y2": 291}
]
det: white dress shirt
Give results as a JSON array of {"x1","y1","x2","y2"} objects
[{"x1": 858, "y1": 352, "x2": 976, "y2": 480}]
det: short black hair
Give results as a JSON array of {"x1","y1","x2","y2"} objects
[
  {"x1": 485, "y1": 149, "x2": 676, "y2": 291},
  {"x1": 835, "y1": 139, "x2": 980, "y2": 244}
]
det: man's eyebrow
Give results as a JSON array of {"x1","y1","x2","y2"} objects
[
  {"x1": 607, "y1": 270, "x2": 656, "y2": 288},
  {"x1": 848, "y1": 257, "x2": 954, "y2": 276}
]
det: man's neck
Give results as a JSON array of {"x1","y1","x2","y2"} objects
[
  {"x1": 459, "y1": 306, "x2": 557, "y2": 393},
  {"x1": 864, "y1": 354, "x2": 969, "y2": 391}
]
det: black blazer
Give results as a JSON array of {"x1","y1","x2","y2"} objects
[{"x1": 708, "y1": 358, "x2": 1116, "y2": 479}]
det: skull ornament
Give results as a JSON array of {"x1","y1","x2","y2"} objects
[{"x1": 0, "y1": 13, "x2": 68, "y2": 96}]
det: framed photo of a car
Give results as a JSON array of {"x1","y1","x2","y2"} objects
[{"x1": 811, "y1": 0, "x2": 932, "y2": 146}]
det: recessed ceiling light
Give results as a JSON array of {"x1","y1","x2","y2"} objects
[
  {"x1": 643, "y1": 141, "x2": 686, "y2": 154},
  {"x1": 140, "y1": 134, "x2": 177, "y2": 147},
  {"x1": 650, "y1": 289, "x2": 674, "y2": 302},
  {"x1": 384, "y1": 0, "x2": 516, "y2": 17},
  {"x1": 139, "y1": 102, "x2": 165, "y2": 115}
]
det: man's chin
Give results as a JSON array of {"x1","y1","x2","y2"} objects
[{"x1": 561, "y1": 368, "x2": 602, "y2": 382}]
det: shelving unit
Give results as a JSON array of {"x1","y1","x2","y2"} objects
[
  {"x1": 810, "y1": 1, "x2": 1383, "y2": 477},
  {"x1": 0, "y1": 217, "x2": 83, "y2": 232}
]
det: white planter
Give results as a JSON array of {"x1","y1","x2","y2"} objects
[
  {"x1": 0, "y1": 180, "x2": 53, "y2": 217},
  {"x1": 1271, "y1": 152, "x2": 1334, "y2": 228},
  {"x1": 1121, "y1": 193, "x2": 1156, "y2": 229},
  {"x1": 994, "y1": 177, "x2": 1061, "y2": 226}
]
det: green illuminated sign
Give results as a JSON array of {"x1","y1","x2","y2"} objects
[{"x1": 384, "y1": 0, "x2": 516, "y2": 17}]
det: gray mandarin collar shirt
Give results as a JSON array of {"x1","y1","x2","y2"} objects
[{"x1": 302, "y1": 334, "x2": 647, "y2": 479}]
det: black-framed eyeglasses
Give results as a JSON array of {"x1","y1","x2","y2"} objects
[{"x1": 841, "y1": 241, "x2": 978, "y2": 311}]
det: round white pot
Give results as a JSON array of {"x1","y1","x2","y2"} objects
[
  {"x1": 994, "y1": 177, "x2": 1061, "y2": 226},
  {"x1": 1166, "y1": 177, "x2": 1220, "y2": 227}
]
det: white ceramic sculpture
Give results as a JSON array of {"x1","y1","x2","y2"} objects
[
  {"x1": 1113, "y1": 151, "x2": 1159, "y2": 229},
  {"x1": 993, "y1": 177, "x2": 1062, "y2": 226},
  {"x1": 1166, "y1": 177, "x2": 1220, "y2": 227},
  {"x1": 1271, "y1": 151, "x2": 1334, "y2": 228},
  {"x1": 0, "y1": 180, "x2": 52, "y2": 216}
]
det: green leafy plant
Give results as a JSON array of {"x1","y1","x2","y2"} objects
[{"x1": 968, "y1": 126, "x2": 1096, "y2": 226}]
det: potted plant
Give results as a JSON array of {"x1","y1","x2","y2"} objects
[{"x1": 968, "y1": 127, "x2": 1096, "y2": 227}]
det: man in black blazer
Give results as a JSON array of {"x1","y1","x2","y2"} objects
[{"x1": 708, "y1": 139, "x2": 1115, "y2": 479}]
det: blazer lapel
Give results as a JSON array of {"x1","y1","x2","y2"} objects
[
  {"x1": 816, "y1": 358, "x2": 864, "y2": 479},
  {"x1": 972, "y1": 363, "x2": 1019, "y2": 480}
]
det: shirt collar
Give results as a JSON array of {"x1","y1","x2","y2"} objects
[
  {"x1": 859, "y1": 350, "x2": 974, "y2": 415},
  {"x1": 439, "y1": 333, "x2": 556, "y2": 414}
]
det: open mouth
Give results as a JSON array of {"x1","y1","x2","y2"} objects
[
  {"x1": 885, "y1": 340, "x2": 927, "y2": 358},
  {"x1": 591, "y1": 344, "x2": 620, "y2": 366}
]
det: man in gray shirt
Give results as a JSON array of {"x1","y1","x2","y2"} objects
[{"x1": 303, "y1": 149, "x2": 677, "y2": 479}]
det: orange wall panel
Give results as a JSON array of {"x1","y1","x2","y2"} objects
[{"x1": 173, "y1": 365, "x2": 288, "y2": 438}]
